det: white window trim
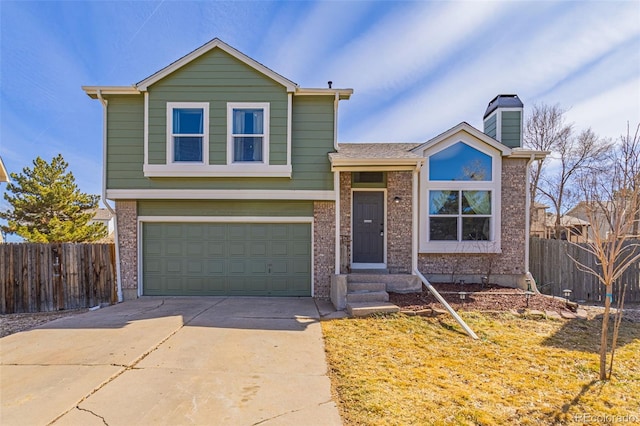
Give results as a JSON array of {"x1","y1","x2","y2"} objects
[
  {"x1": 227, "y1": 102, "x2": 270, "y2": 165},
  {"x1": 166, "y1": 102, "x2": 210, "y2": 165},
  {"x1": 419, "y1": 137, "x2": 502, "y2": 254}
]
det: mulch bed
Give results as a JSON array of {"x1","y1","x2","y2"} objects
[{"x1": 389, "y1": 283, "x2": 572, "y2": 313}]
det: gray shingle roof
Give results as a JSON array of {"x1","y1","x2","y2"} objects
[{"x1": 330, "y1": 143, "x2": 423, "y2": 160}]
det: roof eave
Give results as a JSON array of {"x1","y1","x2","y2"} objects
[
  {"x1": 296, "y1": 88, "x2": 353, "y2": 100},
  {"x1": 507, "y1": 149, "x2": 549, "y2": 160},
  {"x1": 82, "y1": 86, "x2": 141, "y2": 99}
]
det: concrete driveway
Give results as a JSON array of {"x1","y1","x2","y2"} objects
[{"x1": 0, "y1": 297, "x2": 343, "y2": 426}]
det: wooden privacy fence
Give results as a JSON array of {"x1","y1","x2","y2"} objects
[
  {"x1": 0, "y1": 243, "x2": 117, "y2": 314},
  {"x1": 529, "y1": 238, "x2": 640, "y2": 303}
]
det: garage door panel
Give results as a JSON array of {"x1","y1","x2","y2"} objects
[
  {"x1": 251, "y1": 242, "x2": 267, "y2": 256},
  {"x1": 143, "y1": 222, "x2": 311, "y2": 296},
  {"x1": 166, "y1": 242, "x2": 182, "y2": 256},
  {"x1": 165, "y1": 224, "x2": 183, "y2": 238},
  {"x1": 229, "y1": 242, "x2": 246, "y2": 256},
  {"x1": 271, "y1": 241, "x2": 288, "y2": 256},
  {"x1": 293, "y1": 242, "x2": 310, "y2": 255},
  {"x1": 166, "y1": 260, "x2": 182, "y2": 273},
  {"x1": 207, "y1": 260, "x2": 225, "y2": 274},
  {"x1": 207, "y1": 242, "x2": 225, "y2": 256}
]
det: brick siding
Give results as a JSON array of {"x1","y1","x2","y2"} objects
[
  {"x1": 386, "y1": 171, "x2": 413, "y2": 273},
  {"x1": 418, "y1": 157, "x2": 528, "y2": 282},
  {"x1": 115, "y1": 200, "x2": 138, "y2": 299},
  {"x1": 314, "y1": 201, "x2": 335, "y2": 298}
]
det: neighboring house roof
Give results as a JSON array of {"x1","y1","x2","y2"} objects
[
  {"x1": 545, "y1": 214, "x2": 590, "y2": 227},
  {"x1": 0, "y1": 156, "x2": 8, "y2": 183},
  {"x1": 329, "y1": 143, "x2": 424, "y2": 170},
  {"x1": 533, "y1": 202, "x2": 548, "y2": 209},
  {"x1": 92, "y1": 208, "x2": 114, "y2": 221},
  {"x1": 82, "y1": 38, "x2": 353, "y2": 100}
]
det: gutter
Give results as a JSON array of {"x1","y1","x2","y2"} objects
[{"x1": 96, "y1": 90, "x2": 123, "y2": 303}]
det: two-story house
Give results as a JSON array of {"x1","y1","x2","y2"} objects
[{"x1": 83, "y1": 38, "x2": 546, "y2": 304}]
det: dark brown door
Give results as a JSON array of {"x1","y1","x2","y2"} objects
[{"x1": 353, "y1": 191, "x2": 384, "y2": 263}]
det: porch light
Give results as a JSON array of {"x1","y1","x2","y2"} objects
[
  {"x1": 563, "y1": 289, "x2": 572, "y2": 300},
  {"x1": 393, "y1": 196, "x2": 401, "y2": 204}
]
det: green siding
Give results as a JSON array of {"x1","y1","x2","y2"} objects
[
  {"x1": 143, "y1": 222, "x2": 311, "y2": 296},
  {"x1": 148, "y1": 49, "x2": 288, "y2": 166},
  {"x1": 138, "y1": 200, "x2": 314, "y2": 217},
  {"x1": 484, "y1": 114, "x2": 497, "y2": 139},
  {"x1": 103, "y1": 48, "x2": 337, "y2": 192},
  {"x1": 106, "y1": 96, "x2": 145, "y2": 190},
  {"x1": 501, "y1": 111, "x2": 522, "y2": 148}
]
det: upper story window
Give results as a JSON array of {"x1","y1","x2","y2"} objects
[
  {"x1": 419, "y1": 139, "x2": 501, "y2": 253},
  {"x1": 227, "y1": 103, "x2": 269, "y2": 164},
  {"x1": 429, "y1": 142, "x2": 492, "y2": 181},
  {"x1": 167, "y1": 102, "x2": 209, "y2": 163}
]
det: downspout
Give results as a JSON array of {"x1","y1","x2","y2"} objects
[
  {"x1": 334, "y1": 170, "x2": 341, "y2": 274},
  {"x1": 412, "y1": 165, "x2": 420, "y2": 273},
  {"x1": 524, "y1": 153, "x2": 536, "y2": 289},
  {"x1": 333, "y1": 93, "x2": 339, "y2": 150},
  {"x1": 333, "y1": 92, "x2": 341, "y2": 272},
  {"x1": 96, "y1": 90, "x2": 123, "y2": 303}
]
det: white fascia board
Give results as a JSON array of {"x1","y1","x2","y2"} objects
[
  {"x1": 295, "y1": 88, "x2": 354, "y2": 100},
  {"x1": 507, "y1": 149, "x2": 549, "y2": 160},
  {"x1": 106, "y1": 189, "x2": 336, "y2": 200},
  {"x1": 138, "y1": 216, "x2": 313, "y2": 223},
  {"x1": 136, "y1": 38, "x2": 298, "y2": 92},
  {"x1": 142, "y1": 164, "x2": 292, "y2": 178},
  {"x1": 413, "y1": 122, "x2": 512, "y2": 156},
  {"x1": 82, "y1": 86, "x2": 140, "y2": 98}
]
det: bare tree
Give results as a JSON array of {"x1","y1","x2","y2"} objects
[
  {"x1": 524, "y1": 103, "x2": 572, "y2": 217},
  {"x1": 569, "y1": 123, "x2": 640, "y2": 380},
  {"x1": 538, "y1": 128, "x2": 611, "y2": 239}
]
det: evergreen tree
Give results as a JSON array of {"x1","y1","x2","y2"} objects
[{"x1": 0, "y1": 154, "x2": 107, "y2": 242}]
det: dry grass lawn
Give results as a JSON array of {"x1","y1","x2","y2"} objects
[{"x1": 322, "y1": 312, "x2": 640, "y2": 425}]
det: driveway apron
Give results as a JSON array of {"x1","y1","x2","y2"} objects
[{"x1": 0, "y1": 297, "x2": 342, "y2": 425}]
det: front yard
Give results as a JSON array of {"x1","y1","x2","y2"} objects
[{"x1": 322, "y1": 312, "x2": 640, "y2": 425}]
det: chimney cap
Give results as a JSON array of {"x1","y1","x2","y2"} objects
[{"x1": 484, "y1": 94, "x2": 523, "y2": 119}]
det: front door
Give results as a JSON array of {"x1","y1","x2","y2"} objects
[{"x1": 353, "y1": 191, "x2": 384, "y2": 264}]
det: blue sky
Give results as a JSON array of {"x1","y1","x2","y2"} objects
[{"x1": 1, "y1": 0, "x2": 639, "y2": 210}]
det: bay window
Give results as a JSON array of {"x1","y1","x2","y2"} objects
[{"x1": 420, "y1": 140, "x2": 501, "y2": 253}]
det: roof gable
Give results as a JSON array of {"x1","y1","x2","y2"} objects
[
  {"x1": 411, "y1": 122, "x2": 512, "y2": 156},
  {"x1": 136, "y1": 38, "x2": 298, "y2": 92}
]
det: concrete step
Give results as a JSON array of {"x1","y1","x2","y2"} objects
[
  {"x1": 347, "y1": 302, "x2": 400, "y2": 317},
  {"x1": 347, "y1": 282, "x2": 386, "y2": 293},
  {"x1": 350, "y1": 268, "x2": 389, "y2": 275},
  {"x1": 346, "y1": 290, "x2": 389, "y2": 304}
]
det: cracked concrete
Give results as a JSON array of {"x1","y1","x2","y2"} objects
[{"x1": 0, "y1": 297, "x2": 342, "y2": 425}]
